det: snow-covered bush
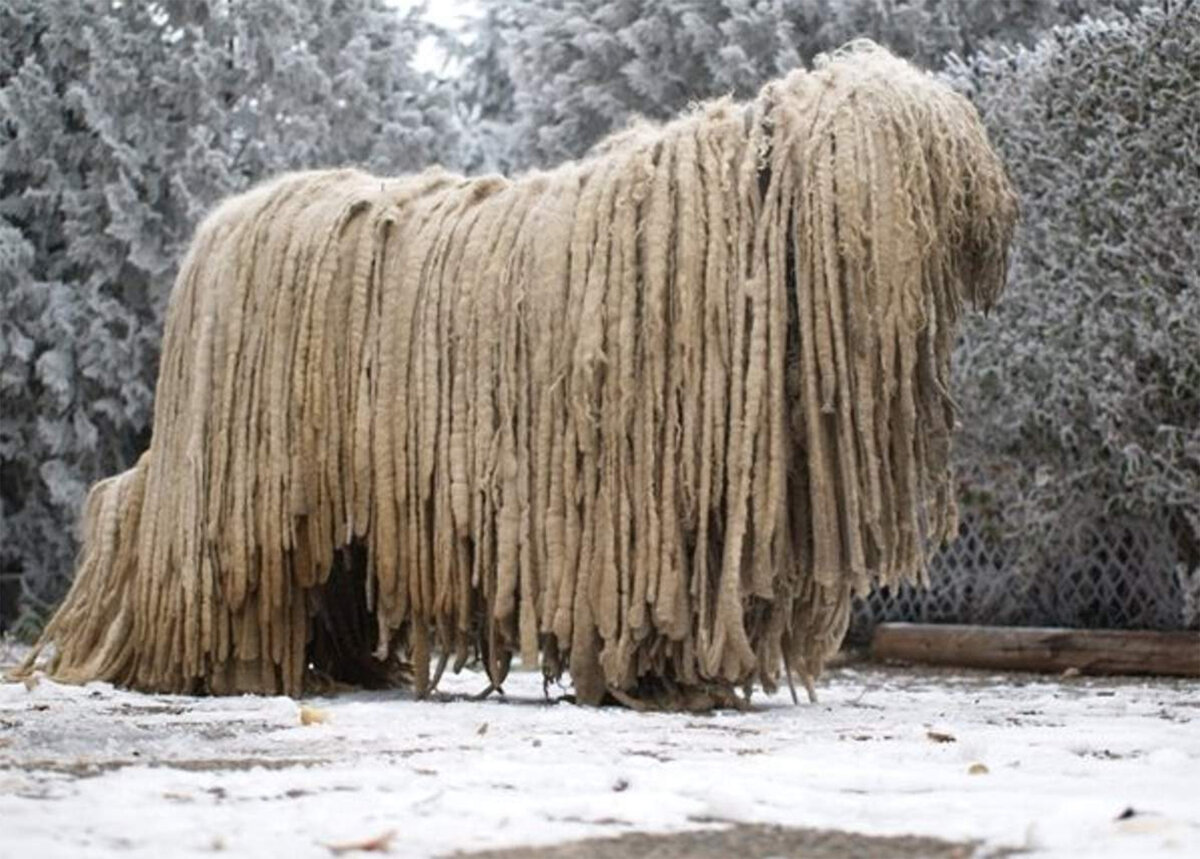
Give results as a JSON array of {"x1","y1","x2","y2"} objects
[
  {"x1": 946, "y1": 2, "x2": 1200, "y2": 592},
  {"x1": 0, "y1": 0, "x2": 456, "y2": 633}
]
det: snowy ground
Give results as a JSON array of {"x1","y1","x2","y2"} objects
[{"x1": 1, "y1": 642, "x2": 1197, "y2": 859}]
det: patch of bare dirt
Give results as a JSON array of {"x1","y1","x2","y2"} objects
[{"x1": 448, "y1": 824, "x2": 1010, "y2": 859}]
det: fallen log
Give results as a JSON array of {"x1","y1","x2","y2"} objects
[{"x1": 870, "y1": 623, "x2": 1200, "y2": 677}]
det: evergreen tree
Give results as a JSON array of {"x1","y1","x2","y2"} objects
[
  {"x1": 460, "y1": 0, "x2": 1137, "y2": 170},
  {"x1": 0, "y1": 0, "x2": 453, "y2": 632},
  {"x1": 448, "y1": 4, "x2": 520, "y2": 173}
]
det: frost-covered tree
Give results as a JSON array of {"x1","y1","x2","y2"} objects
[
  {"x1": 444, "y1": 5, "x2": 519, "y2": 174},
  {"x1": 0, "y1": 0, "x2": 453, "y2": 633},
  {"x1": 461, "y1": 0, "x2": 1137, "y2": 170},
  {"x1": 947, "y1": 2, "x2": 1200, "y2": 604},
  {"x1": 820, "y1": 0, "x2": 1139, "y2": 70},
  {"x1": 464, "y1": 0, "x2": 819, "y2": 169}
]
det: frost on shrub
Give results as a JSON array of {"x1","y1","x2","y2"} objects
[{"x1": 944, "y1": 4, "x2": 1200, "y2": 613}]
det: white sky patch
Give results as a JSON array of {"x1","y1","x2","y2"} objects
[{"x1": 392, "y1": 0, "x2": 484, "y2": 76}]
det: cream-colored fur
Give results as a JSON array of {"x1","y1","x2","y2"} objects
[{"x1": 21, "y1": 43, "x2": 1016, "y2": 709}]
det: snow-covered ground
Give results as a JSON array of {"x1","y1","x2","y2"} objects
[{"x1": 1, "y1": 647, "x2": 1197, "y2": 859}]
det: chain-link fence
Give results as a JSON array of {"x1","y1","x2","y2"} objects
[{"x1": 850, "y1": 500, "x2": 1200, "y2": 643}]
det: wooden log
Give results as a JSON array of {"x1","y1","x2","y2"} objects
[{"x1": 870, "y1": 623, "x2": 1200, "y2": 678}]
